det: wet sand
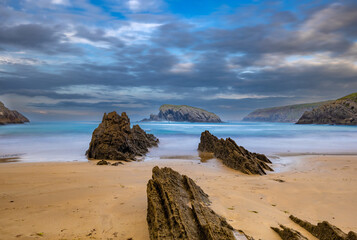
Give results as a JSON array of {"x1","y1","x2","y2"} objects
[{"x1": 0, "y1": 155, "x2": 356, "y2": 239}]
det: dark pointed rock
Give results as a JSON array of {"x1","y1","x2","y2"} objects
[
  {"x1": 147, "y1": 166, "x2": 251, "y2": 240},
  {"x1": 198, "y1": 130, "x2": 273, "y2": 175},
  {"x1": 86, "y1": 111, "x2": 158, "y2": 161},
  {"x1": 271, "y1": 225, "x2": 308, "y2": 240},
  {"x1": 289, "y1": 215, "x2": 357, "y2": 240}
]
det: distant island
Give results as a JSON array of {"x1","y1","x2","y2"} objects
[
  {"x1": 0, "y1": 101, "x2": 29, "y2": 125},
  {"x1": 243, "y1": 101, "x2": 331, "y2": 123},
  {"x1": 297, "y1": 92, "x2": 357, "y2": 125},
  {"x1": 141, "y1": 104, "x2": 222, "y2": 122}
]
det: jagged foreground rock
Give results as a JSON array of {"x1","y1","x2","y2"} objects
[
  {"x1": 289, "y1": 215, "x2": 357, "y2": 240},
  {"x1": 271, "y1": 225, "x2": 308, "y2": 240},
  {"x1": 141, "y1": 104, "x2": 222, "y2": 122},
  {"x1": 86, "y1": 111, "x2": 158, "y2": 161},
  {"x1": 146, "y1": 166, "x2": 252, "y2": 240},
  {"x1": 0, "y1": 101, "x2": 29, "y2": 125},
  {"x1": 296, "y1": 93, "x2": 357, "y2": 125},
  {"x1": 198, "y1": 130, "x2": 273, "y2": 175}
]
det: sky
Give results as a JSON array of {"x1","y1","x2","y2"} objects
[{"x1": 0, "y1": 0, "x2": 356, "y2": 121}]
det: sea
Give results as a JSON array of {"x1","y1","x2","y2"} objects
[{"x1": 1, "y1": 121, "x2": 357, "y2": 163}]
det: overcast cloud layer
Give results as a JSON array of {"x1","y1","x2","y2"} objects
[{"x1": 0, "y1": 0, "x2": 356, "y2": 121}]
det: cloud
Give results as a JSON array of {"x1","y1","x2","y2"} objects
[
  {"x1": 126, "y1": 0, "x2": 164, "y2": 13},
  {"x1": 0, "y1": 0, "x2": 357, "y2": 120},
  {"x1": 0, "y1": 23, "x2": 80, "y2": 54}
]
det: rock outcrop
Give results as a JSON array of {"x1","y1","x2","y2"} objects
[
  {"x1": 243, "y1": 101, "x2": 331, "y2": 123},
  {"x1": 289, "y1": 215, "x2": 357, "y2": 240},
  {"x1": 86, "y1": 111, "x2": 158, "y2": 161},
  {"x1": 198, "y1": 131, "x2": 273, "y2": 175},
  {"x1": 296, "y1": 93, "x2": 357, "y2": 125},
  {"x1": 147, "y1": 166, "x2": 252, "y2": 240},
  {"x1": 0, "y1": 101, "x2": 29, "y2": 125},
  {"x1": 271, "y1": 225, "x2": 308, "y2": 240},
  {"x1": 141, "y1": 104, "x2": 222, "y2": 122}
]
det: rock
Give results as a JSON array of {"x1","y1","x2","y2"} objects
[
  {"x1": 296, "y1": 93, "x2": 357, "y2": 125},
  {"x1": 0, "y1": 101, "x2": 29, "y2": 125},
  {"x1": 271, "y1": 225, "x2": 308, "y2": 240},
  {"x1": 141, "y1": 104, "x2": 222, "y2": 122},
  {"x1": 243, "y1": 101, "x2": 331, "y2": 123},
  {"x1": 111, "y1": 162, "x2": 124, "y2": 166},
  {"x1": 289, "y1": 215, "x2": 357, "y2": 240},
  {"x1": 96, "y1": 160, "x2": 110, "y2": 165},
  {"x1": 197, "y1": 131, "x2": 273, "y2": 175},
  {"x1": 147, "y1": 166, "x2": 251, "y2": 240},
  {"x1": 86, "y1": 111, "x2": 159, "y2": 161}
]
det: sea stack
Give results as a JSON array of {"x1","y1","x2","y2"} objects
[
  {"x1": 198, "y1": 130, "x2": 273, "y2": 175},
  {"x1": 0, "y1": 101, "x2": 29, "y2": 125},
  {"x1": 86, "y1": 111, "x2": 158, "y2": 161},
  {"x1": 296, "y1": 93, "x2": 357, "y2": 125},
  {"x1": 146, "y1": 166, "x2": 252, "y2": 240},
  {"x1": 141, "y1": 104, "x2": 222, "y2": 122}
]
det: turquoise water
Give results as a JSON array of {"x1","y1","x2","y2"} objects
[{"x1": 1, "y1": 121, "x2": 357, "y2": 162}]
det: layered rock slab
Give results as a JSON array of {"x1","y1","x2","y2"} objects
[
  {"x1": 86, "y1": 111, "x2": 158, "y2": 161},
  {"x1": 198, "y1": 130, "x2": 273, "y2": 175},
  {"x1": 289, "y1": 215, "x2": 357, "y2": 240},
  {"x1": 147, "y1": 166, "x2": 247, "y2": 240},
  {"x1": 0, "y1": 101, "x2": 29, "y2": 125}
]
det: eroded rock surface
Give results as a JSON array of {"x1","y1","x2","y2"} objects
[
  {"x1": 86, "y1": 111, "x2": 158, "y2": 161},
  {"x1": 271, "y1": 225, "x2": 308, "y2": 240},
  {"x1": 198, "y1": 130, "x2": 273, "y2": 175},
  {"x1": 289, "y1": 215, "x2": 357, "y2": 240},
  {"x1": 0, "y1": 101, "x2": 29, "y2": 125},
  {"x1": 141, "y1": 104, "x2": 222, "y2": 122},
  {"x1": 147, "y1": 166, "x2": 247, "y2": 240}
]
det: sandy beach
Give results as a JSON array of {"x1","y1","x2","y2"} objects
[{"x1": 0, "y1": 155, "x2": 356, "y2": 240}]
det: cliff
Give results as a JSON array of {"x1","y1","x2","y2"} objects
[
  {"x1": 243, "y1": 101, "x2": 331, "y2": 123},
  {"x1": 296, "y1": 93, "x2": 357, "y2": 125},
  {"x1": 0, "y1": 101, "x2": 29, "y2": 125},
  {"x1": 141, "y1": 104, "x2": 222, "y2": 122}
]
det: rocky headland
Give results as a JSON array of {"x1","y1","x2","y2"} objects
[
  {"x1": 243, "y1": 101, "x2": 331, "y2": 123},
  {"x1": 296, "y1": 93, "x2": 357, "y2": 125},
  {"x1": 146, "y1": 166, "x2": 252, "y2": 240},
  {"x1": 198, "y1": 130, "x2": 273, "y2": 175},
  {"x1": 141, "y1": 104, "x2": 222, "y2": 122},
  {"x1": 0, "y1": 101, "x2": 29, "y2": 125},
  {"x1": 86, "y1": 111, "x2": 158, "y2": 161}
]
